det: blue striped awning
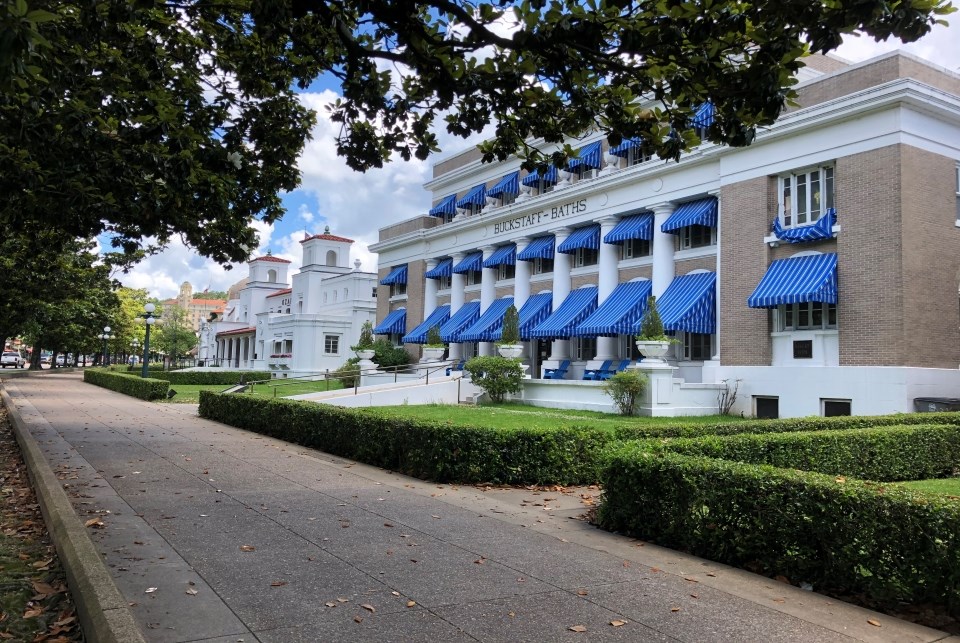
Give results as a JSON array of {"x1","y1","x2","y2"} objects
[
  {"x1": 529, "y1": 286, "x2": 598, "y2": 339},
  {"x1": 482, "y1": 244, "x2": 516, "y2": 268},
  {"x1": 661, "y1": 197, "x2": 718, "y2": 233},
  {"x1": 425, "y1": 258, "x2": 453, "y2": 279},
  {"x1": 557, "y1": 224, "x2": 601, "y2": 254},
  {"x1": 452, "y1": 251, "x2": 483, "y2": 274},
  {"x1": 517, "y1": 236, "x2": 555, "y2": 261},
  {"x1": 658, "y1": 272, "x2": 717, "y2": 334},
  {"x1": 518, "y1": 292, "x2": 553, "y2": 340},
  {"x1": 487, "y1": 171, "x2": 520, "y2": 198},
  {"x1": 456, "y1": 184, "x2": 487, "y2": 208},
  {"x1": 609, "y1": 137, "x2": 642, "y2": 157},
  {"x1": 747, "y1": 253, "x2": 838, "y2": 309},
  {"x1": 521, "y1": 165, "x2": 558, "y2": 187},
  {"x1": 428, "y1": 195, "x2": 457, "y2": 217},
  {"x1": 772, "y1": 208, "x2": 837, "y2": 244},
  {"x1": 401, "y1": 305, "x2": 451, "y2": 344},
  {"x1": 604, "y1": 213, "x2": 654, "y2": 244},
  {"x1": 379, "y1": 265, "x2": 408, "y2": 285},
  {"x1": 692, "y1": 102, "x2": 714, "y2": 128},
  {"x1": 568, "y1": 141, "x2": 602, "y2": 170},
  {"x1": 439, "y1": 301, "x2": 481, "y2": 342},
  {"x1": 373, "y1": 308, "x2": 407, "y2": 335},
  {"x1": 573, "y1": 281, "x2": 653, "y2": 337},
  {"x1": 459, "y1": 297, "x2": 515, "y2": 342}
]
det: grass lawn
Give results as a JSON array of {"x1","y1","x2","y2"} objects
[
  {"x1": 163, "y1": 379, "x2": 344, "y2": 404},
  {"x1": 360, "y1": 403, "x2": 748, "y2": 431},
  {"x1": 899, "y1": 477, "x2": 960, "y2": 497}
]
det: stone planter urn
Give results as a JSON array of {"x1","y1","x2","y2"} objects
[
  {"x1": 355, "y1": 349, "x2": 375, "y2": 361},
  {"x1": 422, "y1": 346, "x2": 446, "y2": 362},
  {"x1": 635, "y1": 340, "x2": 671, "y2": 363},
  {"x1": 496, "y1": 344, "x2": 524, "y2": 358}
]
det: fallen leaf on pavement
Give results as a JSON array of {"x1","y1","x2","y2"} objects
[
  {"x1": 361, "y1": 604, "x2": 375, "y2": 612},
  {"x1": 577, "y1": 589, "x2": 588, "y2": 596},
  {"x1": 239, "y1": 545, "x2": 256, "y2": 552},
  {"x1": 23, "y1": 608, "x2": 43, "y2": 618},
  {"x1": 84, "y1": 518, "x2": 104, "y2": 529},
  {"x1": 407, "y1": 601, "x2": 416, "y2": 607},
  {"x1": 867, "y1": 619, "x2": 881, "y2": 627},
  {"x1": 670, "y1": 607, "x2": 680, "y2": 612},
  {"x1": 325, "y1": 602, "x2": 336, "y2": 608},
  {"x1": 185, "y1": 588, "x2": 198, "y2": 596},
  {"x1": 569, "y1": 625, "x2": 587, "y2": 632},
  {"x1": 610, "y1": 620, "x2": 626, "y2": 627},
  {"x1": 145, "y1": 587, "x2": 158, "y2": 594},
  {"x1": 354, "y1": 616, "x2": 362, "y2": 623},
  {"x1": 270, "y1": 581, "x2": 287, "y2": 587}
]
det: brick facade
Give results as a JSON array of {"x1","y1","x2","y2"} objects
[{"x1": 675, "y1": 256, "x2": 717, "y2": 275}]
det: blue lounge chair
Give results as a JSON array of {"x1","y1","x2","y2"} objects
[
  {"x1": 598, "y1": 359, "x2": 632, "y2": 381},
  {"x1": 445, "y1": 359, "x2": 466, "y2": 376},
  {"x1": 543, "y1": 360, "x2": 570, "y2": 380},
  {"x1": 582, "y1": 360, "x2": 613, "y2": 381}
]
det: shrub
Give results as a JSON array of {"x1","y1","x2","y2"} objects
[
  {"x1": 83, "y1": 369, "x2": 169, "y2": 400},
  {"x1": 333, "y1": 359, "x2": 361, "y2": 387},
  {"x1": 198, "y1": 392, "x2": 613, "y2": 485},
  {"x1": 602, "y1": 370, "x2": 647, "y2": 416},
  {"x1": 351, "y1": 321, "x2": 375, "y2": 351},
  {"x1": 425, "y1": 325, "x2": 444, "y2": 347},
  {"x1": 637, "y1": 295, "x2": 669, "y2": 341},
  {"x1": 597, "y1": 446, "x2": 960, "y2": 613},
  {"x1": 372, "y1": 338, "x2": 410, "y2": 368},
  {"x1": 464, "y1": 356, "x2": 524, "y2": 403},
  {"x1": 499, "y1": 305, "x2": 520, "y2": 344},
  {"x1": 142, "y1": 370, "x2": 271, "y2": 385}
]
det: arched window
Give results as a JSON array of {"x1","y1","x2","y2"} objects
[
  {"x1": 267, "y1": 269, "x2": 277, "y2": 283},
  {"x1": 343, "y1": 288, "x2": 348, "y2": 299},
  {"x1": 326, "y1": 250, "x2": 337, "y2": 266}
]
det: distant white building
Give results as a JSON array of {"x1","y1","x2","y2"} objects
[{"x1": 201, "y1": 228, "x2": 378, "y2": 376}]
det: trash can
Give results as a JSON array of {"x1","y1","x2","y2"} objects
[{"x1": 913, "y1": 397, "x2": 960, "y2": 412}]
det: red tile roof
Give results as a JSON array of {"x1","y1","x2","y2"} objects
[
  {"x1": 216, "y1": 326, "x2": 256, "y2": 337},
  {"x1": 266, "y1": 288, "x2": 293, "y2": 299},
  {"x1": 301, "y1": 233, "x2": 354, "y2": 244},
  {"x1": 250, "y1": 255, "x2": 291, "y2": 263}
]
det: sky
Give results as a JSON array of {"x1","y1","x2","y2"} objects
[{"x1": 118, "y1": 19, "x2": 960, "y2": 301}]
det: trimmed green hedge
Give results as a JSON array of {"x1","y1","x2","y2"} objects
[
  {"x1": 198, "y1": 392, "x2": 613, "y2": 485},
  {"x1": 639, "y1": 424, "x2": 960, "y2": 482},
  {"x1": 143, "y1": 370, "x2": 271, "y2": 385},
  {"x1": 598, "y1": 447, "x2": 960, "y2": 612},
  {"x1": 614, "y1": 411, "x2": 960, "y2": 440},
  {"x1": 83, "y1": 369, "x2": 169, "y2": 400}
]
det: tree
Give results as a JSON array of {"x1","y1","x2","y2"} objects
[
  {"x1": 464, "y1": 356, "x2": 524, "y2": 403},
  {"x1": 153, "y1": 305, "x2": 197, "y2": 365},
  {"x1": 1, "y1": 0, "x2": 951, "y2": 262}
]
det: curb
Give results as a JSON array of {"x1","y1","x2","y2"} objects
[{"x1": 1, "y1": 386, "x2": 147, "y2": 643}]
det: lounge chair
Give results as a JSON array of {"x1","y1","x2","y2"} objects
[
  {"x1": 445, "y1": 359, "x2": 466, "y2": 376},
  {"x1": 543, "y1": 360, "x2": 570, "y2": 380},
  {"x1": 582, "y1": 360, "x2": 613, "y2": 381},
  {"x1": 598, "y1": 359, "x2": 632, "y2": 381}
]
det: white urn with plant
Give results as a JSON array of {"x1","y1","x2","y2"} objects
[
  {"x1": 352, "y1": 320, "x2": 376, "y2": 364},
  {"x1": 422, "y1": 325, "x2": 446, "y2": 362},
  {"x1": 635, "y1": 296, "x2": 673, "y2": 363},
  {"x1": 496, "y1": 305, "x2": 524, "y2": 358}
]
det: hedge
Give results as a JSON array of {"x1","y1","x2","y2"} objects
[
  {"x1": 639, "y1": 424, "x2": 960, "y2": 482},
  {"x1": 614, "y1": 411, "x2": 960, "y2": 440},
  {"x1": 83, "y1": 369, "x2": 169, "y2": 400},
  {"x1": 598, "y1": 447, "x2": 960, "y2": 613},
  {"x1": 142, "y1": 370, "x2": 271, "y2": 385},
  {"x1": 198, "y1": 392, "x2": 613, "y2": 485}
]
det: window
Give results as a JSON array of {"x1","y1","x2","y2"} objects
[
  {"x1": 343, "y1": 288, "x2": 348, "y2": 299},
  {"x1": 621, "y1": 238, "x2": 651, "y2": 259},
  {"x1": 677, "y1": 225, "x2": 714, "y2": 250},
  {"x1": 627, "y1": 144, "x2": 653, "y2": 167},
  {"x1": 532, "y1": 257, "x2": 554, "y2": 275},
  {"x1": 780, "y1": 165, "x2": 834, "y2": 228},
  {"x1": 437, "y1": 274, "x2": 452, "y2": 290},
  {"x1": 497, "y1": 263, "x2": 516, "y2": 281},
  {"x1": 777, "y1": 302, "x2": 837, "y2": 331},
  {"x1": 460, "y1": 203, "x2": 483, "y2": 217},
  {"x1": 531, "y1": 179, "x2": 555, "y2": 196},
  {"x1": 324, "y1": 335, "x2": 340, "y2": 354},
  {"x1": 575, "y1": 337, "x2": 597, "y2": 361},
  {"x1": 683, "y1": 333, "x2": 712, "y2": 361},
  {"x1": 465, "y1": 270, "x2": 482, "y2": 286},
  {"x1": 298, "y1": 301, "x2": 303, "y2": 313},
  {"x1": 754, "y1": 396, "x2": 779, "y2": 419},
  {"x1": 390, "y1": 282, "x2": 407, "y2": 297},
  {"x1": 574, "y1": 247, "x2": 598, "y2": 267},
  {"x1": 267, "y1": 269, "x2": 277, "y2": 282},
  {"x1": 372, "y1": 288, "x2": 378, "y2": 298},
  {"x1": 822, "y1": 399, "x2": 851, "y2": 417},
  {"x1": 500, "y1": 193, "x2": 517, "y2": 207},
  {"x1": 955, "y1": 165, "x2": 960, "y2": 224},
  {"x1": 326, "y1": 250, "x2": 337, "y2": 266},
  {"x1": 572, "y1": 166, "x2": 598, "y2": 183}
]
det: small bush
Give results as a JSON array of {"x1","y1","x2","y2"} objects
[
  {"x1": 84, "y1": 369, "x2": 169, "y2": 400},
  {"x1": 500, "y1": 305, "x2": 520, "y2": 344},
  {"x1": 464, "y1": 356, "x2": 524, "y2": 403},
  {"x1": 372, "y1": 339, "x2": 410, "y2": 368},
  {"x1": 333, "y1": 359, "x2": 361, "y2": 388},
  {"x1": 142, "y1": 371, "x2": 271, "y2": 385},
  {"x1": 602, "y1": 370, "x2": 647, "y2": 416}
]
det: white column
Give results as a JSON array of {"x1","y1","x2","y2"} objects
[
  {"x1": 478, "y1": 246, "x2": 498, "y2": 356},
  {"x1": 423, "y1": 259, "x2": 438, "y2": 317},
  {"x1": 651, "y1": 202, "x2": 676, "y2": 298},
  {"x1": 513, "y1": 238, "x2": 531, "y2": 309},
  {"x1": 549, "y1": 228, "x2": 572, "y2": 362},
  {"x1": 448, "y1": 252, "x2": 466, "y2": 361},
  {"x1": 596, "y1": 216, "x2": 620, "y2": 360}
]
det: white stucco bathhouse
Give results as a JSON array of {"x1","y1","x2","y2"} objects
[
  {"x1": 369, "y1": 51, "x2": 960, "y2": 418},
  {"x1": 202, "y1": 228, "x2": 378, "y2": 376}
]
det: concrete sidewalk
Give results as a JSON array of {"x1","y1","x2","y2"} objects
[{"x1": 2, "y1": 373, "x2": 954, "y2": 643}]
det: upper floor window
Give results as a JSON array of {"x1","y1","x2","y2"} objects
[
  {"x1": 460, "y1": 203, "x2": 483, "y2": 217},
  {"x1": 621, "y1": 238, "x2": 651, "y2": 259},
  {"x1": 437, "y1": 274, "x2": 452, "y2": 290},
  {"x1": 531, "y1": 257, "x2": 553, "y2": 275},
  {"x1": 781, "y1": 165, "x2": 834, "y2": 228},
  {"x1": 390, "y1": 282, "x2": 407, "y2": 297},
  {"x1": 372, "y1": 288, "x2": 378, "y2": 298},
  {"x1": 574, "y1": 247, "x2": 598, "y2": 268},
  {"x1": 465, "y1": 269, "x2": 482, "y2": 286},
  {"x1": 497, "y1": 263, "x2": 516, "y2": 281},
  {"x1": 627, "y1": 144, "x2": 653, "y2": 167},
  {"x1": 500, "y1": 193, "x2": 517, "y2": 207},
  {"x1": 677, "y1": 225, "x2": 715, "y2": 250},
  {"x1": 777, "y1": 302, "x2": 837, "y2": 331}
]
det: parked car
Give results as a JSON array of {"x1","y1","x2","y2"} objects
[
  {"x1": 1, "y1": 352, "x2": 25, "y2": 368},
  {"x1": 40, "y1": 353, "x2": 51, "y2": 364}
]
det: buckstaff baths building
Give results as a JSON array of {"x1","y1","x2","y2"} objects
[{"x1": 369, "y1": 51, "x2": 960, "y2": 418}]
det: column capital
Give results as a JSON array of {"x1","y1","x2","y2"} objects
[
  {"x1": 707, "y1": 188, "x2": 722, "y2": 198},
  {"x1": 451, "y1": 251, "x2": 465, "y2": 262},
  {"x1": 550, "y1": 225, "x2": 573, "y2": 241},
  {"x1": 425, "y1": 258, "x2": 438, "y2": 270},
  {"x1": 479, "y1": 244, "x2": 497, "y2": 254},
  {"x1": 649, "y1": 201, "x2": 674, "y2": 215},
  {"x1": 514, "y1": 236, "x2": 531, "y2": 251}
]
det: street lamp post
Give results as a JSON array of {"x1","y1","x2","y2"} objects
[
  {"x1": 141, "y1": 303, "x2": 156, "y2": 378},
  {"x1": 99, "y1": 327, "x2": 115, "y2": 366},
  {"x1": 131, "y1": 339, "x2": 140, "y2": 367}
]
